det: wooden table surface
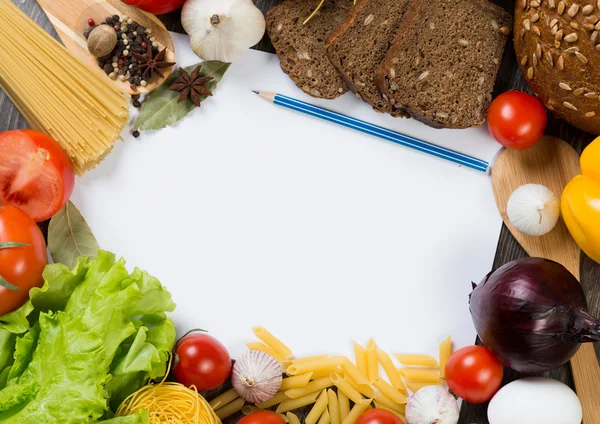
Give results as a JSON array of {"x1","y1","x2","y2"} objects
[{"x1": 1, "y1": 1, "x2": 599, "y2": 423}]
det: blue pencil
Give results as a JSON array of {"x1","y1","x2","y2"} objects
[{"x1": 253, "y1": 91, "x2": 489, "y2": 173}]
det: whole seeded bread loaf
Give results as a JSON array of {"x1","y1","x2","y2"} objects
[
  {"x1": 375, "y1": 0, "x2": 512, "y2": 128},
  {"x1": 266, "y1": 0, "x2": 352, "y2": 99},
  {"x1": 326, "y1": 0, "x2": 414, "y2": 117},
  {"x1": 515, "y1": 0, "x2": 600, "y2": 134}
]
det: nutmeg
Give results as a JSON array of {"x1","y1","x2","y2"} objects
[{"x1": 87, "y1": 25, "x2": 117, "y2": 58}]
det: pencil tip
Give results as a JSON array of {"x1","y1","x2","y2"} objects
[{"x1": 252, "y1": 90, "x2": 259, "y2": 95}]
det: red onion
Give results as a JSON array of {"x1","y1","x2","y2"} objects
[{"x1": 469, "y1": 257, "x2": 600, "y2": 373}]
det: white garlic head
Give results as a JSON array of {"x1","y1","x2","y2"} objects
[
  {"x1": 506, "y1": 184, "x2": 560, "y2": 237},
  {"x1": 232, "y1": 350, "x2": 282, "y2": 403},
  {"x1": 181, "y1": 0, "x2": 266, "y2": 63},
  {"x1": 405, "y1": 386, "x2": 459, "y2": 424}
]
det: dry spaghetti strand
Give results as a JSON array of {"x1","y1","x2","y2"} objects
[{"x1": 0, "y1": 0, "x2": 129, "y2": 175}]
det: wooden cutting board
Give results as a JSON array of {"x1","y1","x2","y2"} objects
[
  {"x1": 492, "y1": 136, "x2": 600, "y2": 423},
  {"x1": 35, "y1": 0, "x2": 174, "y2": 94}
]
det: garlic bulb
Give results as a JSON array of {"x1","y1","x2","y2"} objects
[
  {"x1": 405, "y1": 386, "x2": 459, "y2": 424},
  {"x1": 181, "y1": 0, "x2": 266, "y2": 63},
  {"x1": 232, "y1": 350, "x2": 282, "y2": 403},
  {"x1": 507, "y1": 184, "x2": 560, "y2": 237}
]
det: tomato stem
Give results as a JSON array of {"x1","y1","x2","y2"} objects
[
  {"x1": 0, "y1": 275, "x2": 19, "y2": 290},
  {"x1": 0, "y1": 242, "x2": 31, "y2": 250},
  {"x1": 176, "y1": 328, "x2": 207, "y2": 345}
]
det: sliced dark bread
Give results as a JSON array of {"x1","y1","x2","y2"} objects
[
  {"x1": 326, "y1": 0, "x2": 415, "y2": 117},
  {"x1": 267, "y1": 0, "x2": 352, "y2": 99},
  {"x1": 375, "y1": 0, "x2": 512, "y2": 128}
]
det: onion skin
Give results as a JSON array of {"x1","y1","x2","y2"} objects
[{"x1": 469, "y1": 257, "x2": 600, "y2": 373}]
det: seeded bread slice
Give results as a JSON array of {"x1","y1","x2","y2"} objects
[
  {"x1": 326, "y1": 0, "x2": 415, "y2": 117},
  {"x1": 267, "y1": 0, "x2": 352, "y2": 99},
  {"x1": 375, "y1": 0, "x2": 512, "y2": 128}
]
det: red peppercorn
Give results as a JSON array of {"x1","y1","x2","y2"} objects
[
  {"x1": 130, "y1": 84, "x2": 137, "y2": 91},
  {"x1": 118, "y1": 59, "x2": 124, "y2": 66},
  {"x1": 88, "y1": 18, "x2": 95, "y2": 26},
  {"x1": 114, "y1": 24, "x2": 120, "y2": 31},
  {"x1": 141, "y1": 42, "x2": 147, "y2": 49}
]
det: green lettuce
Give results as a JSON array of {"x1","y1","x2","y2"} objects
[{"x1": 0, "y1": 251, "x2": 175, "y2": 423}]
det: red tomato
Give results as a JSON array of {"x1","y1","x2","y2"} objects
[
  {"x1": 355, "y1": 409, "x2": 404, "y2": 424},
  {"x1": 173, "y1": 332, "x2": 232, "y2": 391},
  {"x1": 0, "y1": 130, "x2": 74, "y2": 222},
  {"x1": 120, "y1": 0, "x2": 187, "y2": 14},
  {"x1": 445, "y1": 345, "x2": 504, "y2": 404},
  {"x1": 487, "y1": 91, "x2": 547, "y2": 150},
  {"x1": 237, "y1": 411, "x2": 286, "y2": 424},
  {"x1": 0, "y1": 205, "x2": 48, "y2": 315}
]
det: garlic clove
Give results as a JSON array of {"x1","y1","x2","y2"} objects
[
  {"x1": 232, "y1": 350, "x2": 283, "y2": 403},
  {"x1": 506, "y1": 184, "x2": 560, "y2": 237},
  {"x1": 405, "y1": 386, "x2": 459, "y2": 424},
  {"x1": 181, "y1": 0, "x2": 266, "y2": 63}
]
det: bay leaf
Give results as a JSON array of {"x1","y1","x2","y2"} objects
[
  {"x1": 134, "y1": 61, "x2": 231, "y2": 131},
  {"x1": 48, "y1": 201, "x2": 100, "y2": 268}
]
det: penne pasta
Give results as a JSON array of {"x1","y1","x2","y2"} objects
[
  {"x1": 285, "y1": 377, "x2": 333, "y2": 399},
  {"x1": 286, "y1": 412, "x2": 301, "y2": 424},
  {"x1": 399, "y1": 368, "x2": 440, "y2": 383},
  {"x1": 215, "y1": 397, "x2": 245, "y2": 420},
  {"x1": 318, "y1": 407, "x2": 331, "y2": 424},
  {"x1": 311, "y1": 367, "x2": 343, "y2": 380},
  {"x1": 257, "y1": 391, "x2": 290, "y2": 409},
  {"x1": 306, "y1": 390, "x2": 329, "y2": 424},
  {"x1": 374, "y1": 392, "x2": 406, "y2": 413},
  {"x1": 373, "y1": 380, "x2": 408, "y2": 405},
  {"x1": 246, "y1": 342, "x2": 286, "y2": 363},
  {"x1": 353, "y1": 342, "x2": 368, "y2": 377},
  {"x1": 276, "y1": 392, "x2": 320, "y2": 413},
  {"x1": 338, "y1": 388, "x2": 351, "y2": 422},
  {"x1": 281, "y1": 373, "x2": 313, "y2": 390},
  {"x1": 344, "y1": 375, "x2": 376, "y2": 399},
  {"x1": 291, "y1": 355, "x2": 329, "y2": 364},
  {"x1": 287, "y1": 358, "x2": 343, "y2": 376},
  {"x1": 374, "y1": 403, "x2": 406, "y2": 422},
  {"x1": 210, "y1": 388, "x2": 240, "y2": 409},
  {"x1": 394, "y1": 354, "x2": 439, "y2": 368},
  {"x1": 342, "y1": 399, "x2": 372, "y2": 424},
  {"x1": 366, "y1": 339, "x2": 379, "y2": 383},
  {"x1": 327, "y1": 389, "x2": 341, "y2": 424},
  {"x1": 439, "y1": 336, "x2": 452, "y2": 378},
  {"x1": 330, "y1": 373, "x2": 364, "y2": 405},
  {"x1": 253, "y1": 327, "x2": 294, "y2": 360},
  {"x1": 376, "y1": 349, "x2": 407, "y2": 395},
  {"x1": 373, "y1": 398, "x2": 406, "y2": 415},
  {"x1": 341, "y1": 357, "x2": 369, "y2": 385},
  {"x1": 242, "y1": 406, "x2": 263, "y2": 415},
  {"x1": 405, "y1": 380, "x2": 440, "y2": 393}
]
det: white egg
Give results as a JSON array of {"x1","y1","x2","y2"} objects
[{"x1": 488, "y1": 377, "x2": 582, "y2": 424}]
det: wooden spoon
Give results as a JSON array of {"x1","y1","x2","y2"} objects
[
  {"x1": 492, "y1": 136, "x2": 600, "y2": 423},
  {"x1": 35, "y1": 0, "x2": 175, "y2": 94}
]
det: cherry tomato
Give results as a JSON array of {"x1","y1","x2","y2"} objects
[
  {"x1": 0, "y1": 205, "x2": 48, "y2": 315},
  {"x1": 355, "y1": 408, "x2": 404, "y2": 424},
  {"x1": 237, "y1": 411, "x2": 286, "y2": 424},
  {"x1": 487, "y1": 91, "x2": 547, "y2": 150},
  {"x1": 173, "y1": 332, "x2": 232, "y2": 391},
  {"x1": 120, "y1": 0, "x2": 187, "y2": 14},
  {"x1": 0, "y1": 130, "x2": 74, "y2": 222},
  {"x1": 445, "y1": 345, "x2": 504, "y2": 404}
]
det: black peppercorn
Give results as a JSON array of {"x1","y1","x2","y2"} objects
[
  {"x1": 103, "y1": 64, "x2": 113, "y2": 74},
  {"x1": 106, "y1": 17, "x2": 114, "y2": 25},
  {"x1": 130, "y1": 22, "x2": 138, "y2": 29},
  {"x1": 113, "y1": 14, "x2": 120, "y2": 22},
  {"x1": 133, "y1": 77, "x2": 141, "y2": 86},
  {"x1": 132, "y1": 130, "x2": 140, "y2": 138},
  {"x1": 133, "y1": 100, "x2": 141, "y2": 108},
  {"x1": 83, "y1": 27, "x2": 93, "y2": 38},
  {"x1": 137, "y1": 25, "x2": 145, "y2": 33},
  {"x1": 131, "y1": 94, "x2": 140, "y2": 101}
]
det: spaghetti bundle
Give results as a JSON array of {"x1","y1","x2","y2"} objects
[
  {"x1": 115, "y1": 380, "x2": 222, "y2": 424},
  {"x1": 0, "y1": 0, "x2": 129, "y2": 174}
]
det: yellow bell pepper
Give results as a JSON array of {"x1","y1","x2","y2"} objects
[{"x1": 562, "y1": 137, "x2": 600, "y2": 264}]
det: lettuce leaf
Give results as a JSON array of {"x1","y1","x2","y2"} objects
[{"x1": 0, "y1": 251, "x2": 176, "y2": 423}]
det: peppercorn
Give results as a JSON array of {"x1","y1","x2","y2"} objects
[
  {"x1": 130, "y1": 22, "x2": 138, "y2": 30},
  {"x1": 130, "y1": 84, "x2": 137, "y2": 91},
  {"x1": 132, "y1": 130, "x2": 140, "y2": 138},
  {"x1": 133, "y1": 100, "x2": 141, "y2": 108},
  {"x1": 113, "y1": 24, "x2": 120, "y2": 31},
  {"x1": 88, "y1": 18, "x2": 95, "y2": 26},
  {"x1": 137, "y1": 25, "x2": 146, "y2": 33},
  {"x1": 133, "y1": 77, "x2": 141, "y2": 86},
  {"x1": 103, "y1": 63, "x2": 113, "y2": 74},
  {"x1": 83, "y1": 27, "x2": 93, "y2": 38},
  {"x1": 112, "y1": 14, "x2": 120, "y2": 22},
  {"x1": 105, "y1": 17, "x2": 113, "y2": 25}
]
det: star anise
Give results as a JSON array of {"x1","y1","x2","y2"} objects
[
  {"x1": 168, "y1": 65, "x2": 213, "y2": 107},
  {"x1": 132, "y1": 44, "x2": 175, "y2": 81}
]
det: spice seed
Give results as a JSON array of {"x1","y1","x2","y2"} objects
[
  {"x1": 521, "y1": 55, "x2": 529, "y2": 66},
  {"x1": 533, "y1": 26, "x2": 541, "y2": 35},
  {"x1": 558, "y1": 55, "x2": 565, "y2": 69},
  {"x1": 585, "y1": 111, "x2": 596, "y2": 117},
  {"x1": 527, "y1": 67, "x2": 534, "y2": 79},
  {"x1": 584, "y1": 23, "x2": 596, "y2": 30},
  {"x1": 493, "y1": 58, "x2": 499, "y2": 64},
  {"x1": 565, "y1": 46, "x2": 580, "y2": 53},
  {"x1": 585, "y1": 15, "x2": 599, "y2": 23},
  {"x1": 559, "y1": 82, "x2": 572, "y2": 90},
  {"x1": 558, "y1": 1, "x2": 566, "y2": 14},
  {"x1": 531, "y1": 0, "x2": 541, "y2": 6},
  {"x1": 491, "y1": 20, "x2": 499, "y2": 30},
  {"x1": 555, "y1": 40, "x2": 562, "y2": 48},
  {"x1": 533, "y1": 54, "x2": 539, "y2": 66},
  {"x1": 418, "y1": 70, "x2": 430, "y2": 80},
  {"x1": 563, "y1": 102, "x2": 578, "y2": 110},
  {"x1": 546, "y1": 51, "x2": 554, "y2": 66},
  {"x1": 531, "y1": 13, "x2": 540, "y2": 22},
  {"x1": 585, "y1": 91, "x2": 598, "y2": 98},
  {"x1": 570, "y1": 22, "x2": 579, "y2": 29},
  {"x1": 364, "y1": 14, "x2": 375, "y2": 25},
  {"x1": 536, "y1": 43, "x2": 542, "y2": 58},
  {"x1": 556, "y1": 29, "x2": 564, "y2": 40},
  {"x1": 574, "y1": 88, "x2": 585, "y2": 96},
  {"x1": 436, "y1": 112, "x2": 449, "y2": 119},
  {"x1": 521, "y1": 0, "x2": 528, "y2": 9},
  {"x1": 524, "y1": 19, "x2": 531, "y2": 30},
  {"x1": 583, "y1": 4, "x2": 595, "y2": 14},
  {"x1": 592, "y1": 31, "x2": 599, "y2": 43},
  {"x1": 552, "y1": 25, "x2": 559, "y2": 34},
  {"x1": 500, "y1": 26, "x2": 511, "y2": 35},
  {"x1": 549, "y1": 0, "x2": 556, "y2": 8},
  {"x1": 550, "y1": 18, "x2": 559, "y2": 27},
  {"x1": 575, "y1": 52, "x2": 589, "y2": 63},
  {"x1": 568, "y1": 4, "x2": 580, "y2": 16},
  {"x1": 458, "y1": 39, "x2": 469, "y2": 46},
  {"x1": 564, "y1": 32, "x2": 579, "y2": 42},
  {"x1": 430, "y1": 22, "x2": 435, "y2": 29}
]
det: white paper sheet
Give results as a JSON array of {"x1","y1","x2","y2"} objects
[{"x1": 72, "y1": 33, "x2": 502, "y2": 359}]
